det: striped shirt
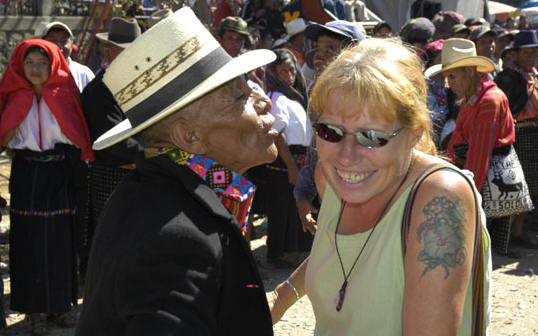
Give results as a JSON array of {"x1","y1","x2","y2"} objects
[{"x1": 447, "y1": 78, "x2": 515, "y2": 191}]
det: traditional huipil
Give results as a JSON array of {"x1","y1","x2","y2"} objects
[{"x1": 0, "y1": 39, "x2": 93, "y2": 313}]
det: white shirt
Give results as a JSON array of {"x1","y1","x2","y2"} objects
[
  {"x1": 8, "y1": 96, "x2": 72, "y2": 151},
  {"x1": 268, "y1": 91, "x2": 312, "y2": 146},
  {"x1": 68, "y1": 58, "x2": 95, "y2": 92}
]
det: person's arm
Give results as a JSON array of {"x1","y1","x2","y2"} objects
[
  {"x1": 294, "y1": 149, "x2": 319, "y2": 235},
  {"x1": 464, "y1": 95, "x2": 504, "y2": 191},
  {"x1": 402, "y1": 169, "x2": 477, "y2": 335},
  {"x1": 267, "y1": 257, "x2": 309, "y2": 324}
]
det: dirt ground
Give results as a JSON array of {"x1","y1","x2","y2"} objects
[{"x1": 0, "y1": 153, "x2": 536, "y2": 335}]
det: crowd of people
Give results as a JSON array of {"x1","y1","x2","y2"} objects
[{"x1": 0, "y1": 0, "x2": 537, "y2": 335}]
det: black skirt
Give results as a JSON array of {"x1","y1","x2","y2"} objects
[
  {"x1": 514, "y1": 121, "x2": 538, "y2": 198},
  {"x1": 9, "y1": 148, "x2": 77, "y2": 313},
  {"x1": 264, "y1": 146, "x2": 313, "y2": 259}
]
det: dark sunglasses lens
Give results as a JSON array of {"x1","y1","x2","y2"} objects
[
  {"x1": 315, "y1": 124, "x2": 343, "y2": 142},
  {"x1": 356, "y1": 130, "x2": 389, "y2": 148}
]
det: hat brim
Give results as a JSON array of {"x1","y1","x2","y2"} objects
[
  {"x1": 305, "y1": 23, "x2": 350, "y2": 42},
  {"x1": 424, "y1": 56, "x2": 495, "y2": 78},
  {"x1": 517, "y1": 43, "x2": 538, "y2": 49},
  {"x1": 95, "y1": 32, "x2": 134, "y2": 49},
  {"x1": 93, "y1": 49, "x2": 276, "y2": 150}
]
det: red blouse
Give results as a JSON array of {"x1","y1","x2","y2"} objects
[{"x1": 447, "y1": 77, "x2": 515, "y2": 191}]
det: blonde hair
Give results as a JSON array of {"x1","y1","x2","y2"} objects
[{"x1": 310, "y1": 38, "x2": 437, "y2": 156}]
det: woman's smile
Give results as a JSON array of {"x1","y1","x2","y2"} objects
[{"x1": 335, "y1": 168, "x2": 376, "y2": 185}]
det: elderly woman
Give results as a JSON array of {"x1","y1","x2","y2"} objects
[
  {"x1": 269, "y1": 38, "x2": 491, "y2": 335},
  {"x1": 0, "y1": 39, "x2": 93, "y2": 334},
  {"x1": 77, "y1": 8, "x2": 277, "y2": 335}
]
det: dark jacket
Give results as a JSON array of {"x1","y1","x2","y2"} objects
[
  {"x1": 76, "y1": 153, "x2": 273, "y2": 336},
  {"x1": 495, "y1": 67, "x2": 528, "y2": 118},
  {"x1": 81, "y1": 71, "x2": 141, "y2": 166}
]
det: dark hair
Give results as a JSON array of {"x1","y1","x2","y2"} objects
[
  {"x1": 373, "y1": 21, "x2": 392, "y2": 35},
  {"x1": 266, "y1": 48, "x2": 307, "y2": 107},
  {"x1": 47, "y1": 27, "x2": 73, "y2": 40},
  {"x1": 24, "y1": 46, "x2": 50, "y2": 60},
  {"x1": 318, "y1": 30, "x2": 352, "y2": 46}
]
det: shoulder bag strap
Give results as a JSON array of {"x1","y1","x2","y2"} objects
[{"x1": 401, "y1": 164, "x2": 485, "y2": 336}]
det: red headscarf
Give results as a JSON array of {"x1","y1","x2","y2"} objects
[{"x1": 0, "y1": 39, "x2": 93, "y2": 161}]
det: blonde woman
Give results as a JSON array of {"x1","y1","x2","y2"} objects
[{"x1": 269, "y1": 38, "x2": 491, "y2": 335}]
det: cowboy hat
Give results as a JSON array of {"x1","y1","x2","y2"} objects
[
  {"x1": 424, "y1": 38, "x2": 495, "y2": 78},
  {"x1": 507, "y1": 30, "x2": 538, "y2": 50},
  {"x1": 93, "y1": 7, "x2": 275, "y2": 150},
  {"x1": 96, "y1": 17, "x2": 141, "y2": 48}
]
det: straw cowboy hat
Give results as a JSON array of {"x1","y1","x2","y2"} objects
[
  {"x1": 93, "y1": 7, "x2": 275, "y2": 150},
  {"x1": 96, "y1": 17, "x2": 141, "y2": 48},
  {"x1": 424, "y1": 38, "x2": 495, "y2": 78}
]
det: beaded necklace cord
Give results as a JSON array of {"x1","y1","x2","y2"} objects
[{"x1": 334, "y1": 158, "x2": 414, "y2": 312}]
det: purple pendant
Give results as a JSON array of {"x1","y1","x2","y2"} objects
[{"x1": 335, "y1": 280, "x2": 348, "y2": 312}]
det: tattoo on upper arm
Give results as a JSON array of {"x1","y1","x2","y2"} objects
[{"x1": 416, "y1": 196, "x2": 467, "y2": 279}]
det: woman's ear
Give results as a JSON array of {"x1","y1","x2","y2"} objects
[{"x1": 169, "y1": 118, "x2": 206, "y2": 154}]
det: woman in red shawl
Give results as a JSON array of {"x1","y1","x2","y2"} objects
[{"x1": 0, "y1": 39, "x2": 93, "y2": 334}]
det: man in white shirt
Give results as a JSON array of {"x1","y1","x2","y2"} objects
[{"x1": 37, "y1": 21, "x2": 95, "y2": 92}]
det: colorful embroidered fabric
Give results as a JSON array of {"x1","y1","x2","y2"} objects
[
  {"x1": 426, "y1": 78, "x2": 449, "y2": 141},
  {"x1": 144, "y1": 147, "x2": 255, "y2": 233},
  {"x1": 509, "y1": 65, "x2": 538, "y2": 121},
  {"x1": 23, "y1": 154, "x2": 65, "y2": 162},
  {"x1": 10, "y1": 208, "x2": 76, "y2": 217}
]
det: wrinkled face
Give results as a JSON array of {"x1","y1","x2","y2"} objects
[
  {"x1": 444, "y1": 67, "x2": 475, "y2": 99},
  {"x1": 514, "y1": 47, "x2": 538, "y2": 72},
  {"x1": 44, "y1": 30, "x2": 72, "y2": 60},
  {"x1": 313, "y1": 35, "x2": 342, "y2": 75},
  {"x1": 23, "y1": 50, "x2": 51, "y2": 89},
  {"x1": 220, "y1": 30, "x2": 246, "y2": 57},
  {"x1": 196, "y1": 78, "x2": 278, "y2": 174},
  {"x1": 475, "y1": 34, "x2": 495, "y2": 58},
  {"x1": 275, "y1": 59, "x2": 296, "y2": 86},
  {"x1": 316, "y1": 90, "x2": 416, "y2": 205}
]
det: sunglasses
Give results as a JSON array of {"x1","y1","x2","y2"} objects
[{"x1": 313, "y1": 123, "x2": 403, "y2": 148}]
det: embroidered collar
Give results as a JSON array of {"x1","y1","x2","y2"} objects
[{"x1": 144, "y1": 147, "x2": 256, "y2": 233}]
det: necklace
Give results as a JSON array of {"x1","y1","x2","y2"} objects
[{"x1": 334, "y1": 159, "x2": 414, "y2": 312}]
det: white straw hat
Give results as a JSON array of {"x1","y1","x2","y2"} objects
[
  {"x1": 93, "y1": 7, "x2": 276, "y2": 150},
  {"x1": 424, "y1": 38, "x2": 495, "y2": 78}
]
